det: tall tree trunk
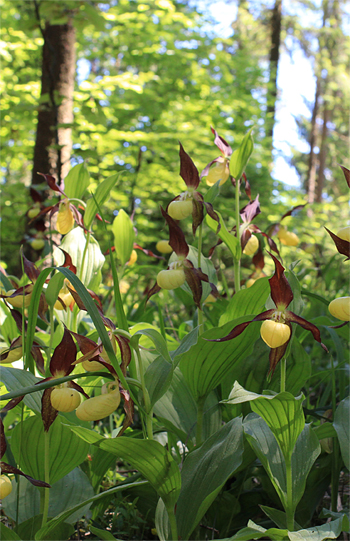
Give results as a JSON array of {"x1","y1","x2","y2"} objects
[
  {"x1": 316, "y1": 104, "x2": 330, "y2": 202},
  {"x1": 32, "y1": 18, "x2": 76, "y2": 186},
  {"x1": 306, "y1": 77, "x2": 321, "y2": 207},
  {"x1": 266, "y1": 0, "x2": 282, "y2": 140}
]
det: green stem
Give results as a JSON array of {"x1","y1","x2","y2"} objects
[
  {"x1": 280, "y1": 357, "x2": 286, "y2": 393},
  {"x1": 196, "y1": 395, "x2": 206, "y2": 446},
  {"x1": 16, "y1": 402, "x2": 24, "y2": 524},
  {"x1": 330, "y1": 356, "x2": 340, "y2": 512},
  {"x1": 285, "y1": 456, "x2": 295, "y2": 531},
  {"x1": 198, "y1": 308, "x2": 204, "y2": 335},
  {"x1": 158, "y1": 302, "x2": 166, "y2": 339},
  {"x1": 220, "y1": 266, "x2": 230, "y2": 297},
  {"x1": 135, "y1": 347, "x2": 153, "y2": 439},
  {"x1": 79, "y1": 231, "x2": 91, "y2": 282},
  {"x1": 167, "y1": 505, "x2": 178, "y2": 541},
  {"x1": 234, "y1": 176, "x2": 241, "y2": 293},
  {"x1": 41, "y1": 430, "x2": 50, "y2": 528}
]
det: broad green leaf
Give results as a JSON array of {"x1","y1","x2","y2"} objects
[
  {"x1": 66, "y1": 425, "x2": 104, "y2": 444},
  {"x1": 204, "y1": 179, "x2": 221, "y2": 203},
  {"x1": 54, "y1": 228, "x2": 105, "y2": 287},
  {"x1": 89, "y1": 526, "x2": 118, "y2": 540},
  {"x1": 288, "y1": 517, "x2": 344, "y2": 540},
  {"x1": 132, "y1": 328, "x2": 172, "y2": 364},
  {"x1": 227, "y1": 383, "x2": 305, "y2": 460},
  {"x1": 333, "y1": 396, "x2": 349, "y2": 469},
  {"x1": 130, "y1": 323, "x2": 178, "y2": 351},
  {"x1": 144, "y1": 355, "x2": 174, "y2": 408},
  {"x1": 313, "y1": 422, "x2": 337, "y2": 440},
  {"x1": 179, "y1": 316, "x2": 261, "y2": 401},
  {"x1": 176, "y1": 417, "x2": 244, "y2": 539},
  {"x1": 260, "y1": 505, "x2": 301, "y2": 530},
  {"x1": 291, "y1": 425, "x2": 320, "y2": 510},
  {"x1": 0, "y1": 523, "x2": 21, "y2": 540},
  {"x1": 227, "y1": 520, "x2": 287, "y2": 540},
  {"x1": 319, "y1": 509, "x2": 349, "y2": 533},
  {"x1": 11, "y1": 415, "x2": 90, "y2": 485},
  {"x1": 63, "y1": 163, "x2": 90, "y2": 200},
  {"x1": 98, "y1": 437, "x2": 181, "y2": 509},
  {"x1": 171, "y1": 326, "x2": 199, "y2": 367},
  {"x1": 112, "y1": 209, "x2": 135, "y2": 265},
  {"x1": 0, "y1": 366, "x2": 42, "y2": 412},
  {"x1": 155, "y1": 498, "x2": 171, "y2": 541},
  {"x1": 229, "y1": 127, "x2": 254, "y2": 180},
  {"x1": 219, "y1": 277, "x2": 270, "y2": 326},
  {"x1": 206, "y1": 212, "x2": 240, "y2": 259},
  {"x1": 244, "y1": 413, "x2": 287, "y2": 508},
  {"x1": 154, "y1": 368, "x2": 221, "y2": 446},
  {"x1": 84, "y1": 173, "x2": 119, "y2": 228},
  {"x1": 3, "y1": 468, "x2": 94, "y2": 525},
  {"x1": 34, "y1": 480, "x2": 148, "y2": 540},
  {"x1": 17, "y1": 515, "x2": 74, "y2": 541},
  {"x1": 44, "y1": 271, "x2": 65, "y2": 307}
]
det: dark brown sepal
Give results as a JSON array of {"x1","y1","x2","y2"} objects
[
  {"x1": 69, "y1": 381, "x2": 90, "y2": 400},
  {"x1": 115, "y1": 335, "x2": 131, "y2": 376},
  {"x1": 339, "y1": 165, "x2": 350, "y2": 188},
  {"x1": 325, "y1": 227, "x2": 350, "y2": 260},
  {"x1": 252, "y1": 248, "x2": 265, "y2": 271},
  {"x1": 243, "y1": 173, "x2": 251, "y2": 200},
  {"x1": 38, "y1": 172, "x2": 66, "y2": 197},
  {"x1": 118, "y1": 387, "x2": 134, "y2": 437},
  {"x1": 160, "y1": 207, "x2": 189, "y2": 257},
  {"x1": 133, "y1": 243, "x2": 165, "y2": 261},
  {"x1": 0, "y1": 462, "x2": 51, "y2": 488},
  {"x1": 145, "y1": 281, "x2": 162, "y2": 304},
  {"x1": 268, "y1": 254, "x2": 293, "y2": 310},
  {"x1": 285, "y1": 310, "x2": 328, "y2": 351},
  {"x1": 41, "y1": 388, "x2": 59, "y2": 432},
  {"x1": 21, "y1": 250, "x2": 41, "y2": 282},
  {"x1": 179, "y1": 142, "x2": 200, "y2": 189},
  {"x1": 200, "y1": 157, "x2": 221, "y2": 179},
  {"x1": 211, "y1": 126, "x2": 232, "y2": 156},
  {"x1": 58, "y1": 249, "x2": 77, "y2": 274},
  {"x1": 262, "y1": 233, "x2": 280, "y2": 257},
  {"x1": 240, "y1": 195, "x2": 261, "y2": 223},
  {"x1": 192, "y1": 197, "x2": 204, "y2": 235},
  {"x1": 203, "y1": 200, "x2": 221, "y2": 234},
  {"x1": 1, "y1": 395, "x2": 25, "y2": 413},
  {"x1": 280, "y1": 204, "x2": 307, "y2": 221},
  {"x1": 50, "y1": 326, "x2": 77, "y2": 377},
  {"x1": 32, "y1": 342, "x2": 45, "y2": 375},
  {"x1": 207, "y1": 309, "x2": 276, "y2": 343},
  {"x1": 268, "y1": 341, "x2": 289, "y2": 376},
  {"x1": 183, "y1": 263, "x2": 203, "y2": 308}
]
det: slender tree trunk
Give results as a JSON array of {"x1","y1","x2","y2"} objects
[
  {"x1": 32, "y1": 19, "x2": 76, "y2": 186},
  {"x1": 306, "y1": 77, "x2": 321, "y2": 207},
  {"x1": 316, "y1": 105, "x2": 330, "y2": 202},
  {"x1": 266, "y1": 0, "x2": 282, "y2": 140}
]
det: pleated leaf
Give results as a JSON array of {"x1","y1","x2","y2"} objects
[
  {"x1": 0, "y1": 366, "x2": 42, "y2": 413},
  {"x1": 179, "y1": 316, "x2": 260, "y2": 401},
  {"x1": 176, "y1": 417, "x2": 244, "y2": 539},
  {"x1": 11, "y1": 415, "x2": 89, "y2": 485},
  {"x1": 219, "y1": 277, "x2": 270, "y2": 326},
  {"x1": 98, "y1": 437, "x2": 181, "y2": 509},
  {"x1": 64, "y1": 163, "x2": 90, "y2": 200},
  {"x1": 333, "y1": 396, "x2": 349, "y2": 470}
]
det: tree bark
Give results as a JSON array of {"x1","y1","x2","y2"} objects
[
  {"x1": 32, "y1": 20, "x2": 76, "y2": 186},
  {"x1": 266, "y1": 0, "x2": 282, "y2": 140},
  {"x1": 306, "y1": 77, "x2": 321, "y2": 207}
]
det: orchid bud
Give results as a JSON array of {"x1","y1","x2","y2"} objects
[
  {"x1": 56, "y1": 201, "x2": 74, "y2": 235},
  {"x1": 336, "y1": 226, "x2": 350, "y2": 242},
  {"x1": 277, "y1": 228, "x2": 299, "y2": 246},
  {"x1": 168, "y1": 198, "x2": 193, "y2": 220},
  {"x1": 328, "y1": 297, "x2": 350, "y2": 321},
  {"x1": 0, "y1": 476, "x2": 12, "y2": 499},
  {"x1": 243, "y1": 235, "x2": 259, "y2": 256},
  {"x1": 76, "y1": 387, "x2": 121, "y2": 421},
  {"x1": 50, "y1": 387, "x2": 81, "y2": 412},
  {"x1": 260, "y1": 320, "x2": 291, "y2": 349},
  {"x1": 156, "y1": 240, "x2": 173, "y2": 254},
  {"x1": 206, "y1": 158, "x2": 230, "y2": 186}
]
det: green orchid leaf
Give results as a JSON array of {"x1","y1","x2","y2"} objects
[
  {"x1": 206, "y1": 212, "x2": 240, "y2": 259},
  {"x1": 220, "y1": 277, "x2": 270, "y2": 326},
  {"x1": 63, "y1": 163, "x2": 90, "y2": 200},
  {"x1": 176, "y1": 417, "x2": 244, "y2": 539},
  {"x1": 84, "y1": 173, "x2": 119, "y2": 228},
  {"x1": 11, "y1": 415, "x2": 90, "y2": 485},
  {"x1": 98, "y1": 437, "x2": 181, "y2": 509},
  {"x1": 0, "y1": 366, "x2": 42, "y2": 412},
  {"x1": 229, "y1": 127, "x2": 254, "y2": 180},
  {"x1": 112, "y1": 208, "x2": 135, "y2": 265},
  {"x1": 333, "y1": 395, "x2": 349, "y2": 469}
]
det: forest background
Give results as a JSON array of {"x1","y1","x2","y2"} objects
[{"x1": 1, "y1": 0, "x2": 349, "y2": 282}]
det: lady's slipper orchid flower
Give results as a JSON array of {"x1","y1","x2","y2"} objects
[
  {"x1": 201, "y1": 127, "x2": 233, "y2": 186},
  {"x1": 209, "y1": 254, "x2": 327, "y2": 375},
  {"x1": 328, "y1": 297, "x2": 350, "y2": 321},
  {"x1": 167, "y1": 143, "x2": 220, "y2": 235},
  {"x1": 148, "y1": 208, "x2": 218, "y2": 308}
]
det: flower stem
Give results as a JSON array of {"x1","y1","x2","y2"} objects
[
  {"x1": 196, "y1": 395, "x2": 206, "y2": 446},
  {"x1": 197, "y1": 222, "x2": 205, "y2": 334},
  {"x1": 285, "y1": 456, "x2": 295, "y2": 531},
  {"x1": 167, "y1": 504, "x2": 178, "y2": 541},
  {"x1": 41, "y1": 430, "x2": 50, "y2": 528},
  {"x1": 280, "y1": 357, "x2": 287, "y2": 393},
  {"x1": 234, "y1": 176, "x2": 241, "y2": 292},
  {"x1": 135, "y1": 347, "x2": 153, "y2": 439}
]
